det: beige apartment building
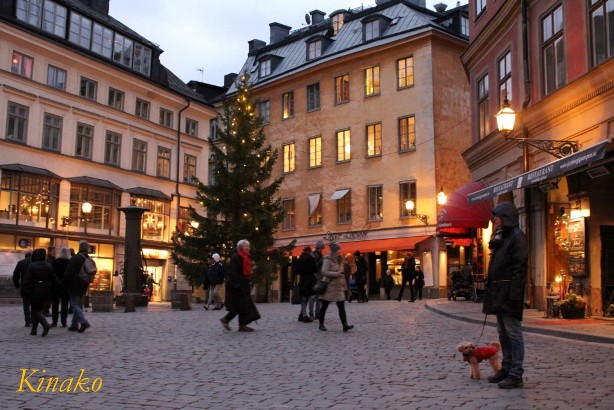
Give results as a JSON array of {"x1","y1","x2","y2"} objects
[
  {"x1": 227, "y1": 0, "x2": 473, "y2": 301},
  {"x1": 0, "y1": 0, "x2": 217, "y2": 301}
]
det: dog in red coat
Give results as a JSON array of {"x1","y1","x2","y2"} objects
[{"x1": 457, "y1": 341, "x2": 502, "y2": 380}]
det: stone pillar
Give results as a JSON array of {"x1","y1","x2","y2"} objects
[{"x1": 119, "y1": 206, "x2": 148, "y2": 312}]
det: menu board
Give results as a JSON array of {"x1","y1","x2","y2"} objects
[{"x1": 567, "y1": 218, "x2": 587, "y2": 277}]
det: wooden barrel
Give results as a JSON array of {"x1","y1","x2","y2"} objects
[{"x1": 91, "y1": 290, "x2": 114, "y2": 312}]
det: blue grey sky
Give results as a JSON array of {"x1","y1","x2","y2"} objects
[{"x1": 109, "y1": 0, "x2": 466, "y2": 86}]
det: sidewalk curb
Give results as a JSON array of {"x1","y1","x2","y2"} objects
[{"x1": 425, "y1": 302, "x2": 614, "y2": 345}]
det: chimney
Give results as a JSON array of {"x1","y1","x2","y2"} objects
[
  {"x1": 248, "y1": 39, "x2": 266, "y2": 53},
  {"x1": 403, "y1": 0, "x2": 427, "y2": 7},
  {"x1": 375, "y1": 0, "x2": 393, "y2": 4},
  {"x1": 434, "y1": 3, "x2": 448, "y2": 13},
  {"x1": 309, "y1": 10, "x2": 326, "y2": 26},
  {"x1": 270, "y1": 22, "x2": 292, "y2": 44},
  {"x1": 79, "y1": 0, "x2": 110, "y2": 15},
  {"x1": 224, "y1": 73, "x2": 238, "y2": 89}
]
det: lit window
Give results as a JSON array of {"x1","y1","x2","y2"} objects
[
  {"x1": 366, "y1": 123, "x2": 382, "y2": 157},
  {"x1": 400, "y1": 181, "x2": 417, "y2": 218},
  {"x1": 282, "y1": 199, "x2": 295, "y2": 230},
  {"x1": 282, "y1": 91, "x2": 294, "y2": 119},
  {"x1": 309, "y1": 136, "x2": 322, "y2": 168},
  {"x1": 336, "y1": 129, "x2": 351, "y2": 162},
  {"x1": 398, "y1": 116, "x2": 416, "y2": 151},
  {"x1": 283, "y1": 143, "x2": 295, "y2": 173},
  {"x1": 11, "y1": 51, "x2": 33, "y2": 78},
  {"x1": 335, "y1": 74, "x2": 350, "y2": 104},
  {"x1": 397, "y1": 57, "x2": 414, "y2": 89},
  {"x1": 336, "y1": 189, "x2": 352, "y2": 223},
  {"x1": 367, "y1": 185, "x2": 383, "y2": 221},
  {"x1": 365, "y1": 66, "x2": 380, "y2": 96},
  {"x1": 308, "y1": 193, "x2": 322, "y2": 226},
  {"x1": 332, "y1": 13, "x2": 344, "y2": 35}
]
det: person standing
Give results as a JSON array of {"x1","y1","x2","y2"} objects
[
  {"x1": 309, "y1": 241, "x2": 325, "y2": 319},
  {"x1": 145, "y1": 273, "x2": 159, "y2": 302},
  {"x1": 414, "y1": 266, "x2": 425, "y2": 301},
  {"x1": 51, "y1": 247, "x2": 71, "y2": 327},
  {"x1": 63, "y1": 240, "x2": 92, "y2": 333},
  {"x1": 207, "y1": 253, "x2": 225, "y2": 310},
  {"x1": 22, "y1": 248, "x2": 61, "y2": 337},
  {"x1": 112, "y1": 270, "x2": 123, "y2": 301},
  {"x1": 397, "y1": 251, "x2": 416, "y2": 302},
  {"x1": 483, "y1": 201, "x2": 528, "y2": 389},
  {"x1": 318, "y1": 242, "x2": 353, "y2": 332},
  {"x1": 13, "y1": 250, "x2": 32, "y2": 327},
  {"x1": 295, "y1": 246, "x2": 317, "y2": 323},
  {"x1": 220, "y1": 239, "x2": 260, "y2": 332},
  {"x1": 381, "y1": 269, "x2": 395, "y2": 300},
  {"x1": 353, "y1": 251, "x2": 368, "y2": 303},
  {"x1": 201, "y1": 256, "x2": 212, "y2": 309}
]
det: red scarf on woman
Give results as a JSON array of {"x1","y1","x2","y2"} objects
[{"x1": 238, "y1": 249, "x2": 252, "y2": 279}]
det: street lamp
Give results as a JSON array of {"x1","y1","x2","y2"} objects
[
  {"x1": 405, "y1": 200, "x2": 428, "y2": 225},
  {"x1": 437, "y1": 187, "x2": 447, "y2": 206},
  {"x1": 82, "y1": 201, "x2": 92, "y2": 233}
]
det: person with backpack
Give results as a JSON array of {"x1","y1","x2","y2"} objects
[{"x1": 63, "y1": 240, "x2": 95, "y2": 333}]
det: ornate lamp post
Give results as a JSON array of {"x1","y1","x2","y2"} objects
[{"x1": 119, "y1": 205, "x2": 149, "y2": 312}]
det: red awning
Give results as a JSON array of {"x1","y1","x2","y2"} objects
[
  {"x1": 437, "y1": 181, "x2": 493, "y2": 235},
  {"x1": 291, "y1": 236, "x2": 430, "y2": 257}
]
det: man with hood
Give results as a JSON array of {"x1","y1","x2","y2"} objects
[{"x1": 483, "y1": 201, "x2": 528, "y2": 389}]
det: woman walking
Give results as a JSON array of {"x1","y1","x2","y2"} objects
[
  {"x1": 318, "y1": 242, "x2": 353, "y2": 332},
  {"x1": 22, "y1": 248, "x2": 61, "y2": 337}
]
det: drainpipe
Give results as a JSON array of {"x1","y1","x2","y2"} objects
[{"x1": 174, "y1": 98, "x2": 191, "y2": 290}]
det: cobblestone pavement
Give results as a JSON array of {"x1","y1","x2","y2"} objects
[{"x1": 1, "y1": 299, "x2": 613, "y2": 409}]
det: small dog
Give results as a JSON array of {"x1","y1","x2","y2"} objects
[{"x1": 457, "y1": 341, "x2": 502, "y2": 380}]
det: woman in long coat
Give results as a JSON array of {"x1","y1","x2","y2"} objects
[
  {"x1": 318, "y1": 242, "x2": 353, "y2": 332},
  {"x1": 22, "y1": 248, "x2": 61, "y2": 337},
  {"x1": 296, "y1": 246, "x2": 317, "y2": 322},
  {"x1": 220, "y1": 239, "x2": 261, "y2": 332}
]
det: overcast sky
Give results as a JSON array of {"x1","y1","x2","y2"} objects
[{"x1": 109, "y1": 0, "x2": 466, "y2": 86}]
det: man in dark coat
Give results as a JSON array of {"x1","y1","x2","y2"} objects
[
  {"x1": 397, "y1": 251, "x2": 416, "y2": 302},
  {"x1": 63, "y1": 240, "x2": 92, "y2": 333},
  {"x1": 295, "y1": 246, "x2": 317, "y2": 322},
  {"x1": 206, "y1": 253, "x2": 225, "y2": 310},
  {"x1": 482, "y1": 201, "x2": 528, "y2": 389},
  {"x1": 354, "y1": 251, "x2": 368, "y2": 303},
  {"x1": 310, "y1": 241, "x2": 325, "y2": 318},
  {"x1": 22, "y1": 248, "x2": 61, "y2": 337},
  {"x1": 13, "y1": 250, "x2": 32, "y2": 326}
]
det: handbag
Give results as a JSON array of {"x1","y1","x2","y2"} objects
[{"x1": 313, "y1": 279, "x2": 329, "y2": 295}]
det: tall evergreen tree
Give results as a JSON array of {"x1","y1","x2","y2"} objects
[{"x1": 172, "y1": 75, "x2": 293, "y2": 294}]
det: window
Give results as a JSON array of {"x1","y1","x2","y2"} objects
[
  {"x1": 281, "y1": 199, "x2": 295, "y2": 230},
  {"x1": 47, "y1": 65, "x2": 66, "y2": 90},
  {"x1": 0, "y1": 170, "x2": 59, "y2": 228},
  {"x1": 6, "y1": 102, "x2": 29, "y2": 143},
  {"x1": 92, "y1": 22, "x2": 113, "y2": 58},
  {"x1": 335, "y1": 74, "x2": 350, "y2": 104},
  {"x1": 400, "y1": 181, "x2": 417, "y2": 218},
  {"x1": 308, "y1": 40, "x2": 322, "y2": 60},
  {"x1": 258, "y1": 100, "x2": 270, "y2": 125},
  {"x1": 132, "y1": 139, "x2": 147, "y2": 172},
  {"x1": 76, "y1": 123, "x2": 93, "y2": 159},
  {"x1": 42, "y1": 113, "x2": 62, "y2": 151},
  {"x1": 160, "y1": 108, "x2": 173, "y2": 128},
  {"x1": 132, "y1": 196, "x2": 170, "y2": 242},
  {"x1": 590, "y1": 0, "x2": 614, "y2": 66},
  {"x1": 68, "y1": 12, "x2": 92, "y2": 48},
  {"x1": 113, "y1": 33, "x2": 133, "y2": 67},
  {"x1": 69, "y1": 185, "x2": 120, "y2": 232},
  {"x1": 542, "y1": 4, "x2": 566, "y2": 95},
  {"x1": 183, "y1": 154, "x2": 197, "y2": 183},
  {"x1": 157, "y1": 146, "x2": 171, "y2": 178},
  {"x1": 282, "y1": 91, "x2": 294, "y2": 119},
  {"x1": 42, "y1": 0, "x2": 67, "y2": 37},
  {"x1": 498, "y1": 51, "x2": 512, "y2": 106},
  {"x1": 185, "y1": 118, "x2": 198, "y2": 137},
  {"x1": 367, "y1": 185, "x2": 383, "y2": 221},
  {"x1": 365, "y1": 66, "x2": 380, "y2": 96},
  {"x1": 476, "y1": 0, "x2": 487, "y2": 17},
  {"x1": 135, "y1": 98, "x2": 150, "y2": 119},
  {"x1": 133, "y1": 43, "x2": 152, "y2": 76},
  {"x1": 332, "y1": 13, "x2": 344, "y2": 36},
  {"x1": 16, "y1": 0, "x2": 43, "y2": 27},
  {"x1": 259, "y1": 59, "x2": 271, "y2": 77},
  {"x1": 209, "y1": 118, "x2": 218, "y2": 140},
  {"x1": 11, "y1": 51, "x2": 33, "y2": 78},
  {"x1": 461, "y1": 16, "x2": 469, "y2": 36},
  {"x1": 366, "y1": 123, "x2": 382, "y2": 157},
  {"x1": 336, "y1": 189, "x2": 352, "y2": 223},
  {"x1": 336, "y1": 129, "x2": 351, "y2": 162},
  {"x1": 308, "y1": 136, "x2": 322, "y2": 168},
  {"x1": 398, "y1": 115, "x2": 416, "y2": 151},
  {"x1": 108, "y1": 88, "x2": 124, "y2": 110},
  {"x1": 364, "y1": 19, "x2": 380, "y2": 41},
  {"x1": 477, "y1": 73, "x2": 490, "y2": 139},
  {"x1": 308, "y1": 193, "x2": 322, "y2": 226},
  {"x1": 80, "y1": 77, "x2": 97, "y2": 100},
  {"x1": 104, "y1": 131, "x2": 121, "y2": 166},
  {"x1": 307, "y1": 83, "x2": 320, "y2": 112},
  {"x1": 283, "y1": 143, "x2": 295, "y2": 173},
  {"x1": 397, "y1": 57, "x2": 414, "y2": 89}
]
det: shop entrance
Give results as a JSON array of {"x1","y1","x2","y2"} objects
[{"x1": 600, "y1": 226, "x2": 614, "y2": 313}]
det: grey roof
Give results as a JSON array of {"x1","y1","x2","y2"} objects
[
  {"x1": 229, "y1": 0, "x2": 467, "y2": 94},
  {"x1": 0, "y1": 163, "x2": 62, "y2": 178},
  {"x1": 68, "y1": 176, "x2": 123, "y2": 191},
  {"x1": 126, "y1": 187, "x2": 171, "y2": 201}
]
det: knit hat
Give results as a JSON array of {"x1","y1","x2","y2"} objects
[
  {"x1": 329, "y1": 242, "x2": 341, "y2": 253},
  {"x1": 315, "y1": 240, "x2": 325, "y2": 249},
  {"x1": 212, "y1": 253, "x2": 220, "y2": 262}
]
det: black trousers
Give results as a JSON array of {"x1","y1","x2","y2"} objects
[
  {"x1": 319, "y1": 300, "x2": 348, "y2": 325},
  {"x1": 51, "y1": 292, "x2": 69, "y2": 325},
  {"x1": 397, "y1": 276, "x2": 415, "y2": 301},
  {"x1": 30, "y1": 301, "x2": 49, "y2": 331},
  {"x1": 22, "y1": 296, "x2": 31, "y2": 324}
]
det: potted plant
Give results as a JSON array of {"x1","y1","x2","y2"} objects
[{"x1": 556, "y1": 292, "x2": 586, "y2": 319}]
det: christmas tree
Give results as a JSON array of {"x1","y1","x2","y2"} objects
[{"x1": 172, "y1": 75, "x2": 294, "y2": 297}]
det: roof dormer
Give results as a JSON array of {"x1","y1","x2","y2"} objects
[
  {"x1": 305, "y1": 35, "x2": 332, "y2": 61},
  {"x1": 361, "y1": 14, "x2": 392, "y2": 42}
]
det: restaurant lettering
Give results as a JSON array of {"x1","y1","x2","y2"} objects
[{"x1": 323, "y1": 224, "x2": 371, "y2": 242}]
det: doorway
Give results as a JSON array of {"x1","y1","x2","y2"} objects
[{"x1": 600, "y1": 226, "x2": 614, "y2": 313}]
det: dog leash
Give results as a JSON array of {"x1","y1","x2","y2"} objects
[{"x1": 476, "y1": 314, "x2": 488, "y2": 345}]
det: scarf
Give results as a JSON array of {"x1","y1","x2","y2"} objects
[{"x1": 238, "y1": 249, "x2": 252, "y2": 279}]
